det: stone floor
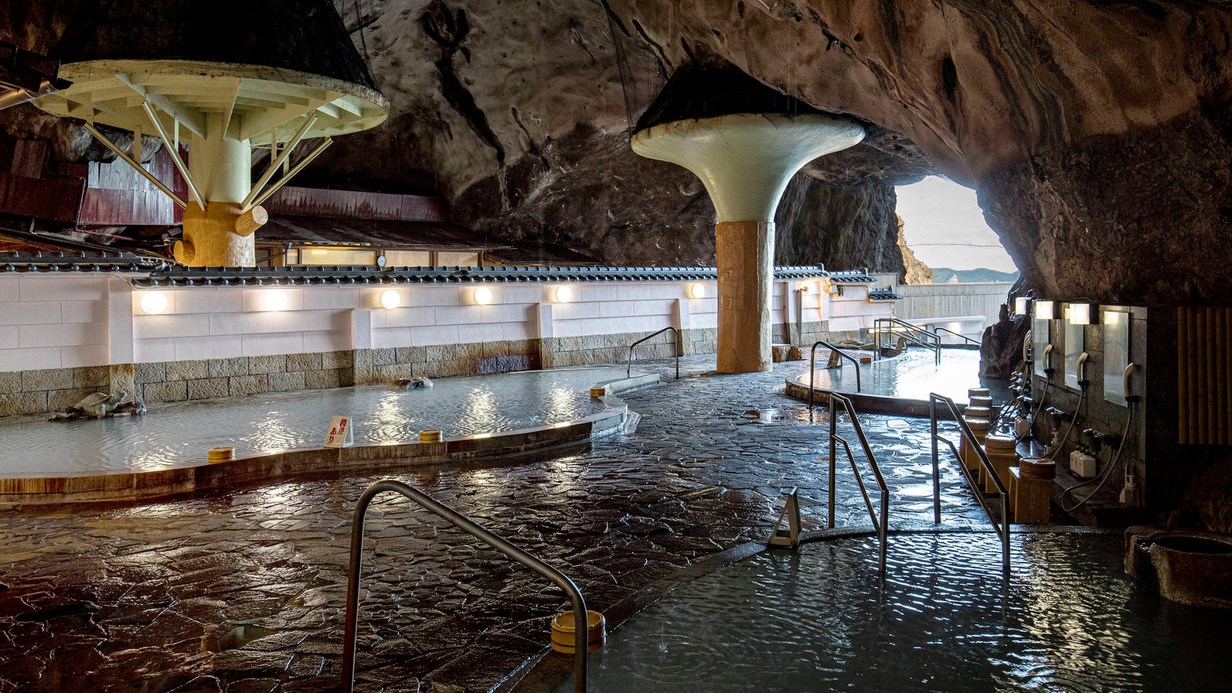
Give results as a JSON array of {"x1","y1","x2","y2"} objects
[{"x1": 0, "y1": 357, "x2": 987, "y2": 692}]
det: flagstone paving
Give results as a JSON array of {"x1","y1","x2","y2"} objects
[{"x1": 0, "y1": 357, "x2": 986, "y2": 692}]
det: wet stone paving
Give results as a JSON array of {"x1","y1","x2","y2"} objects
[{"x1": 0, "y1": 357, "x2": 986, "y2": 692}]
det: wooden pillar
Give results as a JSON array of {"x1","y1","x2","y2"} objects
[{"x1": 717, "y1": 220, "x2": 774, "y2": 373}]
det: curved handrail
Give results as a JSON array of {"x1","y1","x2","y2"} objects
[
  {"x1": 827, "y1": 392, "x2": 889, "y2": 573},
  {"x1": 931, "y1": 325, "x2": 980, "y2": 346},
  {"x1": 627, "y1": 326, "x2": 681, "y2": 380},
  {"x1": 928, "y1": 394, "x2": 1011, "y2": 578},
  {"x1": 342, "y1": 480, "x2": 589, "y2": 693},
  {"x1": 808, "y1": 340, "x2": 862, "y2": 408},
  {"x1": 874, "y1": 317, "x2": 941, "y2": 364}
]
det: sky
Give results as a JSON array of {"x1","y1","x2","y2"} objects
[{"x1": 896, "y1": 176, "x2": 1017, "y2": 273}]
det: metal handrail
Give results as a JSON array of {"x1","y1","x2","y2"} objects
[
  {"x1": 928, "y1": 394, "x2": 1011, "y2": 578},
  {"x1": 827, "y1": 392, "x2": 890, "y2": 573},
  {"x1": 341, "y1": 480, "x2": 589, "y2": 693},
  {"x1": 627, "y1": 326, "x2": 681, "y2": 379},
  {"x1": 808, "y1": 340, "x2": 862, "y2": 408},
  {"x1": 931, "y1": 325, "x2": 980, "y2": 346},
  {"x1": 874, "y1": 317, "x2": 941, "y2": 364}
]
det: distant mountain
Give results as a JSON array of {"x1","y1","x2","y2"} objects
[{"x1": 931, "y1": 267, "x2": 1020, "y2": 283}]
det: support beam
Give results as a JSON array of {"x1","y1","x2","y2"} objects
[
  {"x1": 241, "y1": 115, "x2": 317, "y2": 210},
  {"x1": 141, "y1": 101, "x2": 205, "y2": 207},
  {"x1": 115, "y1": 74, "x2": 206, "y2": 137},
  {"x1": 82, "y1": 123, "x2": 186, "y2": 209},
  {"x1": 248, "y1": 137, "x2": 333, "y2": 211}
]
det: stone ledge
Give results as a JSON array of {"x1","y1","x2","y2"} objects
[{"x1": 0, "y1": 374, "x2": 650, "y2": 505}]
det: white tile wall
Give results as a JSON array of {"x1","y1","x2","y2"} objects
[{"x1": 8, "y1": 274, "x2": 857, "y2": 372}]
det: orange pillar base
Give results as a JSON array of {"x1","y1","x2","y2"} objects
[
  {"x1": 174, "y1": 201, "x2": 262, "y2": 267},
  {"x1": 716, "y1": 220, "x2": 774, "y2": 374}
]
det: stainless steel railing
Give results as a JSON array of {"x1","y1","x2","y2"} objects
[
  {"x1": 627, "y1": 326, "x2": 681, "y2": 379},
  {"x1": 341, "y1": 480, "x2": 589, "y2": 693},
  {"x1": 873, "y1": 317, "x2": 942, "y2": 363},
  {"x1": 928, "y1": 394, "x2": 1011, "y2": 578},
  {"x1": 827, "y1": 392, "x2": 890, "y2": 573},
  {"x1": 931, "y1": 325, "x2": 980, "y2": 346},
  {"x1": 809, "y1": 340, "x2": 862, "y2": 408}
]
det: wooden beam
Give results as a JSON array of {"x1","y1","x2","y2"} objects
[
  {"x1": 241, "y1": 115, "x2": 317, "y2": 209},
  {"x1": 238, "y1": 99, "x2": 325, "y2": 141},
  {"x1": 218, "y1": 78, "x2": 243, "y2": 140},
  {"x1": 115, "y1": 74, "x2": 207, "y2": 137},
  {"x1": 83, "y1": 123, "x2": 186, "y2": 209},
  {"x1": 142, "y1": 101, "x2": 205, "y2": 207},
  {"x1": 248, "y1": 137, "x2": 332, "y2": 211}
]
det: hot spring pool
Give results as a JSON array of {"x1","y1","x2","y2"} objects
[
  {"x1": 0, "y1": 367, "x2": 629, "y2": 478},
  {"x1": 558, "y1": 531, "x2": 1232, "y2": 692}
]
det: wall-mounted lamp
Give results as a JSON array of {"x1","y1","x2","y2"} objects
[
  {"x1": 688, "y1": 282, "x2": 707, "y2": 299},
  {"x1": 380, "y1": 289, "x2": 401, "y2": 310},
  {"x1": 473, "y1": 286, "x2": 493, "y2": 305},
  {"x1": 262, "y1": 289, "x2": 289, "y2": 312},
  {"x1": 554, "y1": 285, "x2": 574, "y2": 303},
  {"x1": 139, "y1": 291, "x2": 168, "y2": 315},
  {"x1": 1067, "y1": 301, "x2": 1096, "y2": 326},
  {"x1": 1034, "y1": 299, "x2": 1055, "y2": 320},
  {"x1": 1014, "y1": 296, "x2": 1031, "y2": 316}
]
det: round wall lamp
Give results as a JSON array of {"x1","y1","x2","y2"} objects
[
  {"x1": 554, "y1": 285, "x2": 575, "y2": 303},
  {"x1": 262, "y1": 289, "x2": 289, "y2": 312},
  {"x1": 473, "y1": 286, "x2": 493, "y2": 305},
  {"x1": 688, "y1": 283, "x2": 707, "y2": 299},
  {"x1": 139, "y1": 291, "x2": 168, "y2": 315},
  {"x1": 380, "y1": 289, "x2": 401, "y2": 310}
]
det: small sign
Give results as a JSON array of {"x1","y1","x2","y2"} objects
[{"x1": 324, "y1": 416, "x2": 354, "y2": 448}]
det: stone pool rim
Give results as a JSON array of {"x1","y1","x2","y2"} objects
[
  {"x1": 0, "y1": 370, "x2": 658, "y2": 506},
  {"x1": 783, "y1": 347, "x2": 987, "y2": 418}
]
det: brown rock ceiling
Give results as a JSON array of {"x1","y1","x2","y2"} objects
[{"x1": 319, "y1": 0, "x2": 1232, "y2": 301}]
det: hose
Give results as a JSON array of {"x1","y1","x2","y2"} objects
[
  {"x1": 1061, "y1": 402, "x2": 1135, "y2": 512},
  {"x1": 1045, "y1": 383, "x2": 1085, "y2": 463}
]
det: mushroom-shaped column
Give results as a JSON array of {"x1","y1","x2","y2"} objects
[
  {"x1": 33, "y1": 1, "x2": 386, "y2": 267},
  {"x1": 633, "y1": 113, "x2": 864, "y2": 372}
]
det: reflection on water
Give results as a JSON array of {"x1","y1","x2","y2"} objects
[
  {"x1": 567, "y1": 533, "x2": 1232, "y2": 692},
  {"x1": 798, "y1": 349, "x2": 1008, "y2": 402},
  {"x1": 0, "y1": 367, "x2": 626, "y2": 478}
]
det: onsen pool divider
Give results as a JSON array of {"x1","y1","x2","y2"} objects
[{"x1": 0, "y1": 372, "x2": 659, "y2": 506}]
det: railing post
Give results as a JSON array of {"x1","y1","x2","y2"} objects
[
  {"x1": 827, "y1": 403, "x2": 837, "y2": 529},
  {"x1": 930, "y1": 395, "x2": 941, "y2": 525},
  {"x1": 809, "y1": 345, "x2": 817, "y2": 410},
  {"x1": 342, "y1": 483, "x2": 384, "y2": 693}
]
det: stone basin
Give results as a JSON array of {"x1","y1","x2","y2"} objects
[{"x1": 1125, "y1": 526, "x2": 1232, "y2": 609}]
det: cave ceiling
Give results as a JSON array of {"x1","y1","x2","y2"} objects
[{"x1": 3, "y1": 1, "x2": 1232, "y2": 300}]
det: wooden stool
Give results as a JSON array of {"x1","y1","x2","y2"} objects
[
  {"x1": 1011, "y1": 467, "x2": 1053, "y2": 524},
  {"x1": 983, "y1": 434, "x2": 1018, "y2": 495},
  {"x1": 960, "y1": 417, "x2": 990, "y2": 473}
]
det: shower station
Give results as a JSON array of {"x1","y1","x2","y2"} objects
[{"x1": 34, "y1": 60, "x2": 387, "y2": 266}]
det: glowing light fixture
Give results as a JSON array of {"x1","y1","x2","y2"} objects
[
  {"x1": 1014, "y1": 296, "x2": 1030, "y2": 315},
  {"x1": 689, "y1": 283, "x2": 707, "y2": 299},
  {"x1": 380, "y1": 289, "x2": 401, "y2": 310},
  {"x1": 1034, "y1": 300, "x2": 1055, "y2": 320},
  {"x1": 262, "y1": 289, "x2": 289, "y2": 311},
  {"x1": 1067, "y1": 301, "x2": 1094, "y2": 326},
  {"x1": 473, "y1": 286, "x2": 493, "y2": 305},
  {"x1": 554, "y1": 285, "x2": 574, "y2": 303},
  {"x1": 139, "y1": 291, "x2": 168, "y2": 315}
]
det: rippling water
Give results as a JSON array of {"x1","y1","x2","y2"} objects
[
  {"x1": 565, "y1": 533, "x2": 1232, "y2": 692},
  {"x1": 0, "y1": 368, "x2": 625, "y2": 477}
]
